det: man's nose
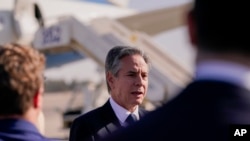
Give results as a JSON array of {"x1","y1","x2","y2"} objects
[{"x1": 135, "y1": 75, "x2": 144, "y2": 86}]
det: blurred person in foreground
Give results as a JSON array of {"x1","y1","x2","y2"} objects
[
  {"x1": 99, "y1": 1, "x2": 250, "y2": 141},
  {"x1": 69, "y1": 46, "x2": 150, "y2": 141},
  {"x1": 0, "y1": 43, "x2": 52, "y2": 141}
]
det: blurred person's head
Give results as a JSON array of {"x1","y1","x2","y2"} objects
[
  {"x1": 105, "y1": 46, "x2": 150, "y2": 112},
  {"x1": 0, "y1": 43, "x2": 45, "y2": 128},
  {"x1": 188, "y1": 0, "x2": 250, "y2": 59}
]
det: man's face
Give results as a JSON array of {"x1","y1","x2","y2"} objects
[{"x1": 108, "y1": 54, "x2": 149, "y2": 111}]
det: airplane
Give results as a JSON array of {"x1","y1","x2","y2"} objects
[{"x1": 0, "y1": 0, "x2": 195, "y2": 129}]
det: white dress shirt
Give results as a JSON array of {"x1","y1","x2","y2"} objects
[{"x1": 109, "y1": 97, "x2": 139, "y2": 127}]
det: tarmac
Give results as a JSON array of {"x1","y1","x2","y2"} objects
[{"x1": 43, "y1": 91, "x2": 82, "y2": 140}]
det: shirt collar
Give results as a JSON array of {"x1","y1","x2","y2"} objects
[
  {"x1": 109, "y1": 97, "x2": 139, "y2": 125},
  {"x1": 0, "y1": 118, "x2": 39, "y2": 131},
  {"x1": 0, "y1": 118, "x2": 52, "y2": 140},
  {"x1": 195, "y1": 60, "x2": 250, "y2": 90}
]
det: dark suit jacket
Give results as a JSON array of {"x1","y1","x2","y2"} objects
[
  {"x1": 69, "y1": 100, "x2": 148, "y2": 141},
  {"x1": 101, "y1": 80, "x2": 250, "y2": 141}
]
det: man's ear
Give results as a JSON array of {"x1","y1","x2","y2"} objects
[
  {"x1": 187, "y1": 10, "x2": 197, "y2": 46},
  {"x1": 106, "y1": 72, "x2": 114, "y2": 89},
  {"x1": 33, "y1": 87, "x2": 43, "y2": 109}
]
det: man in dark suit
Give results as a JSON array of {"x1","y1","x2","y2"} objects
[
  {"x1": 69, "y1": 46, "x2": 150, "y2": 141},
  {"x1": 0, "y1": 43, "x2": 52, "y2": 141},
  {"x1": 99, "y1": 1, "x2": 250, "y2": 141}
]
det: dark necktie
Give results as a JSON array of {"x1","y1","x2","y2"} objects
[{"x1": 125, "y1": 114, "x2": 137, "y2": 125}]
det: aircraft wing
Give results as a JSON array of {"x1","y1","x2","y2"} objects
[{"x1": 117, "y1": 3, "x2": 192, "y2": 36}]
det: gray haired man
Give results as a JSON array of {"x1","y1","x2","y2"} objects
[{"x1": 69, "y1": 46, "x2": 150, "y2": 141}]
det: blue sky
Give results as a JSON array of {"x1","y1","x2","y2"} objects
[{"x1": 80, "y1": 0, "x2": 111, "y2": 4}]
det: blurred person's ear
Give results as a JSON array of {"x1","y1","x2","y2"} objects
[
  {"x1": 187, "y1": 10, "x2": 197, "y2": 46},
  {"x1": 33, "y1": 87, "x2": 43, "y2": 109}
]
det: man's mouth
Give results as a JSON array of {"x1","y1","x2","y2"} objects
[{"x1": 131, "y1": 91, "x2": 143, "y2": 95}]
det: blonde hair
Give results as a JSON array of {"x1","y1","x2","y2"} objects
[{"x1": 0, "y1": 43, "x2": 45, "y2": 115}]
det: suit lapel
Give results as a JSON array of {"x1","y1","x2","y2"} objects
[
  {"x1": 96, "y1": 100, "x2": 149, "y2": 138},
  {"x1": 96, "y1": 100, "x2": 121, "y2": 138}
]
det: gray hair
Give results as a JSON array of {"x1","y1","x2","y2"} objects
[{"x1": 105, "y1": 46, "x2": 150, "y2": 93}]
